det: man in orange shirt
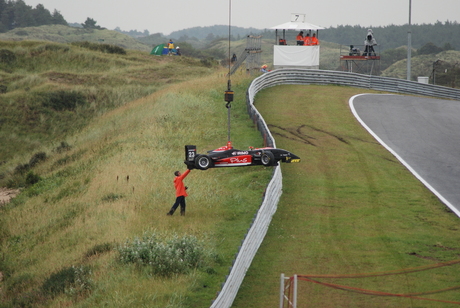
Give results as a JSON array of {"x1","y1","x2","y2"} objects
[
  {"x1": 311, "y1": 33, "x2": 319, "y2": 45},
  {"x1": 167, "y1": 169, "x2": 191, "y2": 216},
  {"x1": 296, "y1": 31, "x2": 304, "y2": 45},
  {"x1": 303, "y1": 33, "x2": 312, "y2": 46}
]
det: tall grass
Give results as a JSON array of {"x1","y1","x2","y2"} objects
[
  {"x1": 0, "y1": 65, "x2": 272, "y2": 307},
  {"x1": 0, "y1": 41, "x2": 216, "y2": 177}
]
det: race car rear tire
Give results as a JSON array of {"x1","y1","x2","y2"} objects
[
  {"x1": 195, "y1": 155, "x2": 213, "y2": 170},
  {"x1": 261, "y1": 151, "x2": 275, "y2": 166}
]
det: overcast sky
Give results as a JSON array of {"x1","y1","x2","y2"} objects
[{"x1": 24, "y1": 0, "x2": 459, "y2": 35}]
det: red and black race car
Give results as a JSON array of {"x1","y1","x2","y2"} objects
[{"x1": 184, "y1": 142, "x2": 300, "y2": 170}]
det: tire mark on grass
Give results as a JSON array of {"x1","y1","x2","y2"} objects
[
  {"x1": 268, "y1": 124, "x2": 316, "y2": 146},
  {"x1": 301, "y1": 124, "x2": 350, "y2": 145}
]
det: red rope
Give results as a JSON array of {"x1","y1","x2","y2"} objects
[
  {"x1": 298, "y1": 276, "x2": 460, "y2": 305},
  {"x1": 291, "y1": 259, "x2": 460, "y2": 305},
  {"x1": 298, "y1": 258, "x2": 460, "y2": 279}
]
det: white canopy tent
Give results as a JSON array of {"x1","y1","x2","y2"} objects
[
  {"x1": 270, "y1": 14, "x2": 324, "y2": 69},
  {"x1": 270, "y1": 21, "x2": 324, "y2": 31}
]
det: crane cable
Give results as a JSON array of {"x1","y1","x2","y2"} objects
[{"x1": 224, "y1": 0, "x2": 234, "y2": 145}]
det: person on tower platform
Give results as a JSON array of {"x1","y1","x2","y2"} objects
[
  {"x1": 311, "y1": 33, "x2": 319, "y2": 45},
  {"x1": 296, "y1": 31, "x2": 304, "y2": 45},
  {"x1": 363, "y1": 29, "x2": 377, "y2": 56},
  {"x1": 303, "y1": 33, "x2": 312, "y2": 46}
]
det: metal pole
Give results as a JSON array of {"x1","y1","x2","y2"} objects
[
  {"x1": 407, "y1": 0, "x2": 412, "y2": 80},
  {"x1": 293, "y1": 274, "x2": 297, "y2": 308},
  {"x1": 280, "y1": 273, "x2": 285, "y2": 308}
]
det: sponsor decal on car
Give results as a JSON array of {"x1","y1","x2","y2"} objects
[
  {"x1": 214, "y1": 155, "x2": 252, "y2": 166},
  {"x1": 232, "y1": 151, "x2": 249, "y2": 155}
]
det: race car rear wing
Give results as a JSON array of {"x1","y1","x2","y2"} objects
[{"x1": 185, "y1": 145, "x2": 196, "y2": 163}]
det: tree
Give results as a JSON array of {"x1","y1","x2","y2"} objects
[
  {"x1": 380, "y1": 47, "x2": 408, "y2": 71},
  {"x1": 0, "y1": 0, "x2": 13, "y2": 31},
  {"x1": 51, "y1": 9, "x2": 67, "y2": 25},
  {"x1": 0, "y1": 0, "x2": 67, "y2": 33},
  {"x1": 32, "y1": 4, "x2": 52, "y2": 26},
  {"x1": 443, "y1": 42, "x2": 455, "y2": 51},
  {"x1": 205, "y1": 33, "x2": 215, "y2": 41},
  {"x1": 12, "y1": 0, "x2": 34, "y2": 28},
  {"x1": 417, "y1": 42, "x2": 443, "y2": 55},
  {"x1": 81, "y1": 17, "x2": 102, "y2": 29}
]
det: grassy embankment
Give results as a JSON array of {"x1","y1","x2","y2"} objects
[
  {"x1": 233, "y1": 85, "x2": 460, "y2": 307},
  {"x1": 0, "y1": 25, "x2": 151, "y2": 52},
  {"x1": 0, "y1": 39, "x2": 214, "y2": 181},
  {"x1": 0, "y1": 41, "x2": 272, "y2": 307}
]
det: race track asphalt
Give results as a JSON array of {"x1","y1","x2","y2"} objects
[{"x1": 350, "y1": 93, "x2": 460, "y2": 217}]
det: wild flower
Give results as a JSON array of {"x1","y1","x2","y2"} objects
[{"x1": 117, "y1": 231, "x2": 208, "y2": 276}]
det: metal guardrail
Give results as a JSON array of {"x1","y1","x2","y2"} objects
[
  {"x1": 249, "y1": 69, "x2": 460, "y2": 100},
  {"x1": 210, "y1": 69, "x2": 460, "y2": 308},
  {"x1": 210, "y1": 166, "x2": 282, "y2": 308},
  {"x1": 210, "y1": 72, "x2": 280, "y2": 308}
]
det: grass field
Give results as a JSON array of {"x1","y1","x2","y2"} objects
[
  {"x1": 2, "y1": 38, "x2": 460, "y2": 307},
  {"x1": 0, "y1": 53, "x2": 273, "y2": 307},
  {"x1": 232, "y1": 85, "x2": 460, "y2": 307},
  {"x1": 0, "y1": 25, "x2": 151, "y2": 52},
  {"x1": 0, "y1": 40, "x2": 216, "y2": 180}
]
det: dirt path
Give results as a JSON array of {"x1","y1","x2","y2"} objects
[{"x1": 0, "y1": 187, "x2": 20, "y2": 205}]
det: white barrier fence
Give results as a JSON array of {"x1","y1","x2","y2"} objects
[
  {"x1": 210, "y1": 69, "x2": 460, "y2": 308},
  {"x1": 248, "y1": 69, "x2": 460, "y2": 101},
  {"x1": 210, "y1": 71, "x2": 281, "y2": 308}
]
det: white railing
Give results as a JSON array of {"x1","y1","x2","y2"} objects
[
  {"x1": 210, "y1": 72, "x2": 281, "y2": 308},
  {"x1": 248, "y1": 69, "x2": 460, "y2": 100},
  {"x1": 210, "y1": 69, "x2": 460, "y2": 308}
]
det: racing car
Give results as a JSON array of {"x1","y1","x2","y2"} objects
[{"x1": 184, "y1": 142, "x2": 300, "y2": 170}]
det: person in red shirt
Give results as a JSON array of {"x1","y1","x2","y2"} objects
[
  {"x1": 296, "y1": 31, "x2": 304, "y2": 45},
  {"x1": 167, "y1": 169, "x2": 191, "y2": 216},
  {"x1": 303, "y1": 33, "x2": 312, "y2": 46},
  {"x1": 311, "y1": 33, "x2": 319, "y2": 45}
]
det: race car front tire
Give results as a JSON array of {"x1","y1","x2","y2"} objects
[
  {"x1": 261, "y1": 151, "x2": 275, "y2": 166},
  {"x1": 195, "y1": 155, "x2": 213, "y2": 170}
]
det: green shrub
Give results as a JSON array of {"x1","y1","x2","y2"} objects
[
  {"x1": 101, "y1": 193, "x2": 123, "y2": 202},
  {"x1": 418, "y1": 42, "x2": 444, "y2": 55},
  {"x1": 54, "y1": 141, "x2": 72, "y2": 153},
  {"x1": 14, "y1": 163, "x2": 30, "y2": 175},
  {"x1": 118, "y1": 232, "x2": 207, "y2": 276},
  {"x1": 25, "y1": 171, "x2": 41, "y2": 186},
  {"x1": 6, "y1": 176, "x2": 22, "y2": 189},
  {"x1": 31, "y1": 43, "x2": 70, "y2": 55},
  {"x1": 100, "y1": 44, "x2": 126, "y2": 55},
  {"x1": 200, "y1": 57, "x2": 217, "y2": 67},
  {"x1": 0, "y1": 217, "x2": 10, "y2": 245},
  {"x1": 0, "y1": 49, "x2": 16, "y2": 64},
  {"x1": 71, "y1": 41, "x2": 126, "y2": 55},
  {"x1": 42, "y1": 91, "x2": 87, "y2": 111},
  {"x1": 41, "y1": 265, "x2": 93, "y2": 298},
  {"x1": 85, "y1": 242, "x2": 114, "y2": 258},
  {"x1": 29, "y1": 152, "x2": 47, "y2": 167},
  {"x1": 15, "y1": 30, "x2": 28, "y2": 36}
]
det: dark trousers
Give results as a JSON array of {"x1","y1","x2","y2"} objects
[
  {"x1": 169, "y1": 196, "x2": 186, "y2": 215},
  {"x1": 364, "y1": 46, "x2": 375, "y2": 56}
]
